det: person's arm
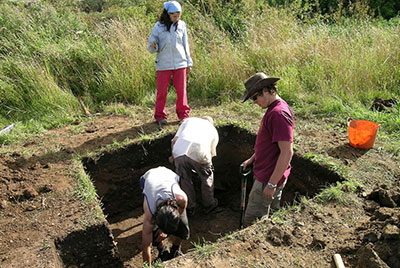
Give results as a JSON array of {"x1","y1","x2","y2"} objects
[
  {"x1": 242, "y1": 153, "x2": 255, "y2": 171},
  {"x1": 142, "y1": 197, "x2": 155, "y2": 266},
  {"x1": 173, "y1": 186, "x2": 188, "y2": 215},
  {"x1": 169, "y1": 136, "x2": 179, "y2": 164},
  {"x1": 210, "y1": 128, "x2": 219, "y2": 158},
  {"x1": 148, "y1": 24, "x2": 159, "y2": 53},
  {"x1": 182, "y1": 22, "x2": 193, "y2": 68},
  {"x1": 263, "y1": 141, "x2": 293, "y2": 200},
  {"x1": 170, "y1": 122, "x2": 186, "y2": 163}
]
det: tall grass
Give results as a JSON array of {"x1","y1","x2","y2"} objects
[
  {"x1": 96, "y1": 20, "x2": 155, "y2": 103},
  {"x1": 244, "y1": 11, "x2": 400, "y2": 107},
  {"x1": 0, "y1": 1, "x2": 89, "y2": 126},
  {"x1": 0, "y1": 0, "x2": 399, "y2": 142}
]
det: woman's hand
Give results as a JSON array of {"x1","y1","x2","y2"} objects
[
  {"x1": 186, "y1": 66, "x2": 191, "y2": 74},
  {"x1": 150, "y1": 41, "x2": 157, "y2": 48}
]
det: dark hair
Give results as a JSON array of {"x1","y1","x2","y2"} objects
[
  {"x1": 263, "y1": 84, "x2": 278, "y2": 94},
  {"x1": 154, "y1": 199, "x2": 180, "y2": 234},
  {"x1": 159, "y1": 9, "x2": 178, "y2": 32}
]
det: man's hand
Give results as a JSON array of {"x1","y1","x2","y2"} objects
[
  {"x1": 169, "y1": 156, "x2": 174, "y2": 164},
  {"x1": 263, "y1": 186, "x2": 275, "y2": 201},
  {"x1": 150, "y1": 41, "x2": 157, "y2": 48},
  {"x1": 242, "y1": 157, "x2": 254, "y2": 171}
]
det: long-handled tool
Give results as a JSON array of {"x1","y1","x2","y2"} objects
[
  {"x1": 239, "y1": 163, "x2": 252, "y2": 229},
  {"x1": 78, "y1": 96, "x2": 91, "y2": 116}
]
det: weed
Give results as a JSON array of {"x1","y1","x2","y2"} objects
[
  {"x1": 314, "y1": 179, "x2": 360, "y2": 205},
  {"x1": 40, "y1": 240, "x2": 51, "y2": 251},
  {"x1": 142, "y1": 259, "x2": 163, "y2": 268},
  {"x1": 315, "y1": 183, "x2": 344, "y2": 204},
  {"x1": 69, "y1": 124, "x2": 86, "y2": 135},
  {"x1": 190, "y1": 239, "x2": 217, "y2": 259},
  {"x1": 270, "y1": 208, "x2": 289, "y2": 225}
]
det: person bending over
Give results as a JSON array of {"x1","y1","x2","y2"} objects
[
  {"x1": 169, "y1": 116, "x2": 219, "y2": 216},
  {"x1": 141, "y1": 166, "x2": 189, "y2": 266}
]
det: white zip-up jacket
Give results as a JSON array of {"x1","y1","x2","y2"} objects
[{"x1": 148, "y1": 20, "x2": 193, "y2": 71}]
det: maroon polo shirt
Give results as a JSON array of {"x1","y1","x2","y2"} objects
[{"x1": 253, "y1": 99, "x2": 295, "y2": 186}]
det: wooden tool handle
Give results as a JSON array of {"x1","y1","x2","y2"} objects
[
  {"x1": 333, "y1": 254, "x2": 345, "y2": 268},
  {"x1": 78, "y1": 96, "x2": 91, "y2": 116}
]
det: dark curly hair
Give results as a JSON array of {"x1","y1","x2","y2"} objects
[
  {"x1": 154, "y1": 199, "x2": 180, "y2": 234},
  {"x1": 159, "y1": 9, "x2": 178, "y2": 32}
]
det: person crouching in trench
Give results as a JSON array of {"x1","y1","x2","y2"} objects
[{"x1": 141, "y1": 166, "x2": 189, "y2": 266}]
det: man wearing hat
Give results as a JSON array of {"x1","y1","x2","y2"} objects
[{"x1": 241, "y1": 72, "x2": 295, "y2": 227}]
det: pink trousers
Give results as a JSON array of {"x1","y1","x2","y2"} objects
[{"x1": 154, "y1": 68, "x2": 190, "y2": 121}]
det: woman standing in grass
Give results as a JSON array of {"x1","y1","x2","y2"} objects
[{"x1": 148, "y1": 1, "x2": 193, "y2": 127}]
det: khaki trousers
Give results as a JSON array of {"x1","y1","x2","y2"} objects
[{"x1": 243, "y1": 179, "x2": 286, "y2": 227}]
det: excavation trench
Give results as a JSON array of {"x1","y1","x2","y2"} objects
[{"x1": 68, "y1": 125, "x2": 343, "y2": 267}]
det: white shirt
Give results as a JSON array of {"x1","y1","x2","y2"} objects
[{"x1": 172, "y1": 117, "x2": 219, "y2": 165}]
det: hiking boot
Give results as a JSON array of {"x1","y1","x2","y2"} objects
[
  {"x1": 157, "y1": 119, "x2": 167, "y2": 127},
  {"x1": 204, "y1": 198, "x2": 218, "y2": 214}
]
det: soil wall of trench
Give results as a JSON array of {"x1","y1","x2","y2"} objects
[{"x1": 55, "y1": 125, "x2": 343, "y2": 267}]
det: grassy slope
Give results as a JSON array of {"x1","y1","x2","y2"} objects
[{"x1": 0, "y1": 0, "x2": 399, "y2": 155}]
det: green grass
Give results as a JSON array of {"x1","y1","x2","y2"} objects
[
  {"x1": 0, "y1": 0, "x2": 399, "y2": 149},
  {"x1": 270, "y1": 196, "x2": 307, "y2": 225},
  {"x1": 314, "y1": 179, "x2": 361, "y2": 205},
  {"x1": 303, "y1": 152, "x2": 350, "y2": 177},
  {"x1": 142, "y1": 259, "x2": 163, "y2": 268},
  {"x1": 71, "y1": 157, "x2": 105, "y2": 225},
  {"x1": 190, "y1": 239, "x2": 217, "y2": 259},
  {"x1": 72, "y1": 157, "x2": 98, "y2": 204}
]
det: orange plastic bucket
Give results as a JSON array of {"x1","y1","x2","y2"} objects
[{"x1": 348, "y1": 120, "x2": 379, "y2": 149}]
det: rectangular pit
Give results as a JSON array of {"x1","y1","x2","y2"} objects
[{"x1": 77, "y1": 125, "x2": 343, "y2": 267}]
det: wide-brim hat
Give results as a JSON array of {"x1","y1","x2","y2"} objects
[{"x1": 240, "y1": 72, "x2": 280, "y2": 103}]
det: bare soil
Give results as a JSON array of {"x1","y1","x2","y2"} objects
[{"x1": 0, "y1": 104, "x2": 399, "y2": 268}]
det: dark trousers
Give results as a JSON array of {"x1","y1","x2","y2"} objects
[{"x1": 174, "y1": 155, "x2": 215, "y2": 210}]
